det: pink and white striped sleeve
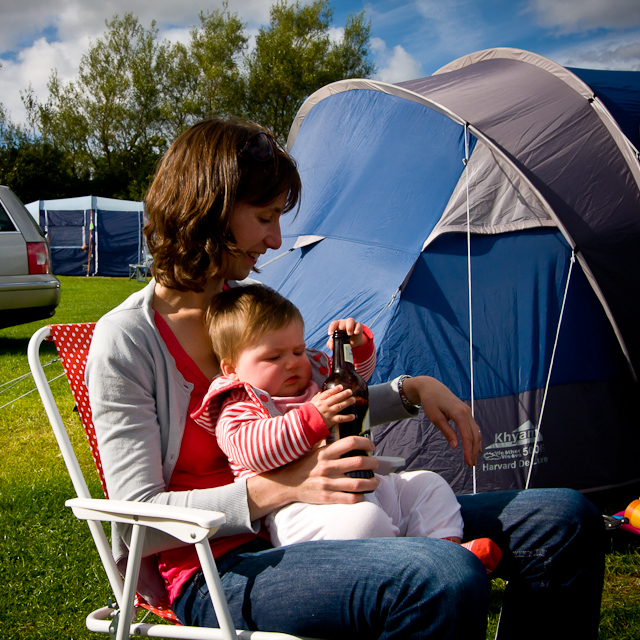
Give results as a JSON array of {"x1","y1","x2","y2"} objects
[
  {"x1": 216, "y1": 389, "x2": 329, "y2": 479},
  {"x1": 352, "y1": 325, "x2": 377, "y2": 381}
]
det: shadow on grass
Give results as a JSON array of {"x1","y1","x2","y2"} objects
[{"x1": 0, "y1": 335, "x2": 58, "y2": 357}]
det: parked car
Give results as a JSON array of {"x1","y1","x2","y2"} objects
[{"x1": 0, "y1": 186, "x2": 60, "y2": 329}]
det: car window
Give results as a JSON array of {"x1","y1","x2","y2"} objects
[{"x1": 0, "y1": 203, "x2": 18, "y2": 232}]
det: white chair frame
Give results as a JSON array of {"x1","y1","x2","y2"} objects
[{"x1": 28, "y1": 325, "x2": 315, "y2": 640}]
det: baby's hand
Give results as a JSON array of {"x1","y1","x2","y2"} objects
[
  {"x1": 310, "y1": 385, "x2": 355, "y2": 428},
  {"x1": 327, "y1": 318, "x2": 368, "y2": 350}
]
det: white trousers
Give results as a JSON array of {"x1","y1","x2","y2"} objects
[{"x1": 266, "y1": 470, "x2": 464, "y2": 547}]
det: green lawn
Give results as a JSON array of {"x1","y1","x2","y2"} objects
[
  {"x1": 0, "y1": 276, "x2": 147, "y2": 640},
  {"x1": 0, "y1": 275, "x2": 638, "y2": 639}
]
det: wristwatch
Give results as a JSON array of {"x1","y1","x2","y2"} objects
[{"x1": 396, "y1": 375, "x2": 421, "y2": 411}]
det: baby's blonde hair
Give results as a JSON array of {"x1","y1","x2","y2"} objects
[{"x1": 206, "y1": 284, "x2": 304, "y2": 365}]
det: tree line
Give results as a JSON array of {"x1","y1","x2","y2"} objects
[{"x1": 0, "y1": 0, "x2": 375, "y2": 204}]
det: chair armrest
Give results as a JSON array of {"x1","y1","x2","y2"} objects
[{"x1": 65, "y1": 498, "x2": 226, "y2": 544}]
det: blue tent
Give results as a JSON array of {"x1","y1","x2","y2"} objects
[
  {"x1": 253, "y1": 48, "x2": 640, "y2": 495},
  {"x1": 26, "y1": 195, "x2": 145, "y2": 276}
]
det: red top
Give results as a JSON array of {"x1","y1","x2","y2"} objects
[{"x1": 154, "y1": 311, "x2": 267, "y2": 603}]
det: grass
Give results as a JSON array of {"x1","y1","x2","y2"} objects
[
  {"x1": 0, "y1": 276, "x2": 147, "y2": 640},
  {"x1": 0, "y1": 275, "x2": 639, "y2": 639}
]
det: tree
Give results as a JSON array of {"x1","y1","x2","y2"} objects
[
  {"x1": 0, "y1": 103, "x2": 17, "y2": 148},
  {"x1": 188, "y1": 5, "x2": 248, "y2": 121},
  {"x1": 37, "y1": 14, "x2": 171, "y2": 198},
  {"x1": 157, "y1": 40, "x2": 200, "y2": 142},
  {"x1": 16, "y1": 2, "x2": 377, "y2": 199},
  {"x1": 0, "y1": 138, "x2": 90, "y2": 203},
  {"x1": 0, "y1": 79, "x2": 88, "y2": 203},
  {"x1": 325, "y1": 11, "x2": 376, "y2": 79},
  {"x1": 158, "y1": 4, "x2": 248, "y2": 141},
  {"x1": 245, "y1": 0, "x2": 375, "y2": 143},
  {"x1": 0, "y1": 63, "x2": 20, "y2": 148}
]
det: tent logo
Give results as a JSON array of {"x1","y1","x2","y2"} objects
[
  {"x1": 484, "y1": 420, "x2": 540, "y2": 451},
  {"x1": 482, "y1": 421, "x2": 548, "y2": 470}
]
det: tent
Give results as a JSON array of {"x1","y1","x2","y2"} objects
[
  {"x1": 252, "y1": 48, "x2": 640, "y2": 495},
  {"x1": 26, "y1": 195, "x2": 146, "y2": 276},
  {"x1": 569, "y1": 66, "x2": 640, "y2": 150}
]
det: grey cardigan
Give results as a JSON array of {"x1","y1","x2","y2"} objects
[{"x1": 85, "y1": 280, "x2": 414, "y2": 602}]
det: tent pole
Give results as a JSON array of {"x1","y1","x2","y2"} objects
[
  {"x1": 463, "y1": 123, "x2": 477, "y2": 495},
  {"x1": 85, "y1": 209, "x2": 93, "y2": 277}
]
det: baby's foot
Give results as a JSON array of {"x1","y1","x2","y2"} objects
[{"x1": 461, "y1": 538, "x2": 503, "y2": 575}]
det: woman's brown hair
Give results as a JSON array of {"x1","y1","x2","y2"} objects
[{"x1": 144, "y1": 118, "x2": 301, "y2": 291}]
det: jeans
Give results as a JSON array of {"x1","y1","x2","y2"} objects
[
  {"x1": 173, "y1": 488, "x2": 604, "y2": 639},
  {"x1": 459, "y1": 488, "x2": 605, "y2": 640}
]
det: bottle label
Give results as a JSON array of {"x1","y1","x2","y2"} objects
[
  {"x1": 326, "y1": 410, "x2": 370, "y2": 448},
  {"x1": 360, "y1": 409, "x2": 371, "y2": 455},
  {"x1": 343, "y1": 343, "x2": 354, "y2": 365},
  {"x1": 360, "y1": 409, "x2": 371, "y2": 439}
]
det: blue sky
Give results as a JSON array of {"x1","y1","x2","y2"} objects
[
  {"x1": 1, "y1": 0, "x2": 639, "y2": 125},
  {"x1": 334, "y1": 0, "x2": 640, "y2": 78}
]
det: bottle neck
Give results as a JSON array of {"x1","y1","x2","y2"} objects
[{"x1": 331, "y1": 330, "x2": 355, "y2": 373}]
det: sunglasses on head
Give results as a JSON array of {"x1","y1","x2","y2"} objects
[{"x1": 238, "y1": 132, "x2": 276, "y2": 162}]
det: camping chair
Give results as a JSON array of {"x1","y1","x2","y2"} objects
[
  {"x1": 28, "y1": 323, "x2": 315, "y2": 640},
  {"x1": 129, "y1": 254, "x2": 153, "y2": 282}
]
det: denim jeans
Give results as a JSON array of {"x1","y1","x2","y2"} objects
[
  {"x1": 173, "y1": 488, "x2": 603, "y2": 639},
  {"x1": 459, "y1": 488, "x2": 604, "y2": 640}
]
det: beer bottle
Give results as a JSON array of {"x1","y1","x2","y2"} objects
[{"x1": 322, "y1": 329, "x2": 374, "y2": 484}]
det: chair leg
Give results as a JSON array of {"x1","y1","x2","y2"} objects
[
  {"x1": 195, "y1": 540, "x2": 237, "y2": 640},
  {"x1": 135, "y1": 265, "x2": 148, "y2": 282},
  {"x1": 116, "y1": 524, "x2": 146, "y2": 640}
]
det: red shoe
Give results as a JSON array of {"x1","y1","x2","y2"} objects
[{"x1": 461, "y1": 538, "x2": 503, "y2": 575}]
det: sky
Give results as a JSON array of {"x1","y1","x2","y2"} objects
[{"x1": 1, "y1": 0, "x2": 639, "y2": 126}]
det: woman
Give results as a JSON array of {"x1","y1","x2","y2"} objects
[{"x1": 86, "y1": 118, "x2": 604, "y2": 639}]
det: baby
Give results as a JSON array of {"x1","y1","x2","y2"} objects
[{"x1": 191, "y1": 284, "x2": 501, "y2": 573}]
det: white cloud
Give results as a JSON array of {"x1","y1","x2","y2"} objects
[
  {"x1": 0, "y1": 0, "x2": 274, "y2": 53},
  {"x1": 328, "y1": 26, "x2": 345, "y2": 43},
  {"x1": 0, "y1": 36, "x2": 89, "y2": 124},
  {"x1": 525, "y1": 0, "x2": 640, "y2": 33},
  {"x1": 157, "y1": 27, "x2": 191, "y2": 47},
  {"x1": 371, "y1": 37, "x2": 422, "y2": 82},
  {"x1": 549, "y1": 34, "x2": 640, "y2": 70}
]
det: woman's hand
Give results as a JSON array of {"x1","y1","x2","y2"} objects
[
  {"x1": 326, "y1": 318, "x2": 368, "y2": 349},
  {"x1": 402, "y1": 376, "x2": 482, "y2": 468},
  {"x1": 246, "y1": 437, "x2": 379, "y2": 520}
]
